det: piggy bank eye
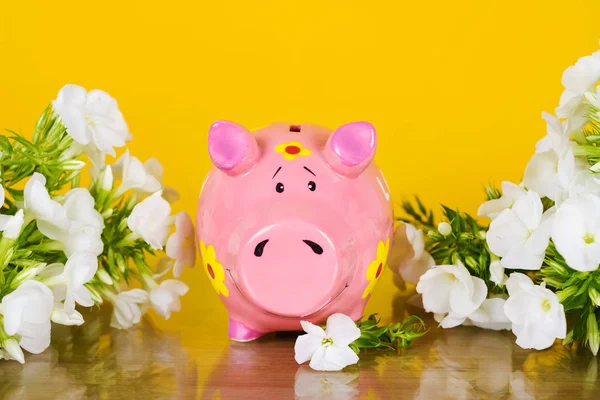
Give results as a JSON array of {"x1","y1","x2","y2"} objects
[
  {"x1": 276, "y1": 182, "x2": 284, "y2": 193},
  {"x1": 308, "y1": 181, "x2": 316, "y2": 191}
]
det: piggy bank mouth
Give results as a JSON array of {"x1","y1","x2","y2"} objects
[
  {"x1": 226, "y1": 268, "x2": 349, "y2": 318},
  {"x1": 230, "y1": 221, "x2": 349, "y2": 318}
]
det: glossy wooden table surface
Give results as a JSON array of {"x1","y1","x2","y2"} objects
[{"x1": 1, "y1": 271, "x2": 599, "y2": 399}]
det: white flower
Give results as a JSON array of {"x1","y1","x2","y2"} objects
[
  {"x1": 42, "y1": 253, "x2": 98, "y2": 315},
  {"x1": 113, "y1": 150, "x2": 162, "y2": 195},
  {"x1": 416, "y1": 261, "x2": 487, "y2": 328},
  {"x1": 552, "y1": 194, "x2": 600, "y2": 272},
  {"x1": 504, "y1": 273, "x2": 566, "y2": 350},
  {"x1": 24, "y1": 173, "x2": 69, "y2": 240},
  {"x1": 63, "y1": 221, "x2": 104, "y2": 257},
  {"x1": 437, "y1": 222, "x2": 452, "y2": 236},
  {"x1": 556, "y1": 51, "x2": 600, "y2": 119},
  {"x1": 62, "y1": 188, "x2": 104, "y2": 229},
  {"x1": 478, "y1": 181, "x2": 526, "y2": 219},
  {"x1": 486, "y1": 191, "x2": 553, "y2": 270},
  {"x1": 294, "y1": 313, "x2": 360, "y2": 371},
  {"x1": 52, "y1": 84, "x2": 131, "y2": 163},
  {"x1": 489, "y1": 260, "x2": 508, "y2": 286},
  {"x1": 127, "y1": 194, "x2": 172, "y2": 250},
  {"x1": 389, "y1": 223, "x2": 435, "y2": 285},
  {"x1": 143, "y1": 158, "x2": 179, "y2": 203},
  {"x1": 466, "y1": 298, "x2": 511, "y2": 331},
  {"x1": 166, "y1": 212, "x2": 196, "y2": 278},
  {"x1": 149, "y1": 280, "x2": 188, "y2": 319},
  {"x1": 51, "y1": 305, "x2": 84, "y2": 326},
  {"x1": 111, "y1": 289, "x2": 149, "y2": 329},
  {"x1": 1, "y1": 280, "x2": 54, "y2": 354},
  {"x1": 0, "y1": 209, "x2": 25, "y2": 239}
]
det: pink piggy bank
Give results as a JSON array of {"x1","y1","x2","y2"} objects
[{"x1": 197, "y1": 121, "x2": 393, "y2": 341}]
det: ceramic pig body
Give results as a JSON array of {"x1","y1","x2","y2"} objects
[{"x1": 197, "y1": 122, "x2": 393, "y2": 341}]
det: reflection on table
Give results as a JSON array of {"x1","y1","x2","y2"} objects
[{"x1": 0, "y1": 294, "x2": 598, "y2": 399}]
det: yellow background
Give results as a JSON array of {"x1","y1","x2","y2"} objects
[{"x1": 1, "y1": 0, "x2": 600, "y2": 380}]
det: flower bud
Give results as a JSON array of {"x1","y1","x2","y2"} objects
[
  {"x1": 590, "y1": 287, "x2": 600, "y2": 307},
  {"x1": 465, "y1": 256, "x2": 478, "y2": 270},
  {"x1": 96, "y1": 268, "x2": 113, "y2": 285},
  {"x1": 437, "y1": 222, "x2": 452, "y2": 237},
  {"x1": 2, "y1": 338, "x2": 24, "y2": 364},
  {"x1": 60, "y1": 159, "x2": 86, "y2": 171},
  {"x1": 556, "y1": 285, "x2": 578, "y2": 303},
  {"x1": 477, "y1": 230, "x2": 487, "y2": 241},
  {"x1": 101, "y1": 165, "x2": 114, "y2": 191},
  {"x1": 587, "y1": 312, "x2": 600, "y2": 356}
]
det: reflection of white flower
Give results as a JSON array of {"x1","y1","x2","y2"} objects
[
  {"x1": 149, "y1": 280, "x2": 188, "y2": 319},
  {"x1": 1, "y1": 281, "x2": 54, "y2": 354},
  {"x1": 416, "y1": 261, "x2": 487, "y2": 328},
  {"x1": 111, "y1": 289, "x2": 149, "y2": 329},
  {"x1": 52, "y1": 84, "x2": 131, "y2": 163},
  {"x1": 294, "y1": 366, "x2": 358, "y2": 399},
  {"x1": 127, "y1": 195, "x2": 172, "y2": 250},
  {"x1": 24, "y1": 173, "x2": 69, "y2": 240},
  {"x1": 478, "y1": 181, "x2": 526, "y2": 220},
  {"x1": 552, "y1": 194, "x2": 600, "y2": 272},
  {"x1": 504, "y1": 273, "x2": 566, "y2": 350},
  {"x1": 389, "y1": 223, "x2": 435, "y2": 285},
  {"x1": 166, "y1": 212, "x2": 196, "y2": 278},
  {"x1": 113, "y1": 150, "x2": 162, "y2": 195},
  {"x1": 295, "y1": 313, "x2": 361, "y2": 371},
  {"x1": 486, "y1": 191, "x2": 553, "y2": 271}
]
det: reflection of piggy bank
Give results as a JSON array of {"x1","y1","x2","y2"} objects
[{"x1": 197, "y1": 121, "x2": 393, "y2": 341}]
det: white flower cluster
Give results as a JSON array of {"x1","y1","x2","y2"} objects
[
  {"x1": 0, "y1": 85, "x2": 196, "y2": 363},
  {"x1": 407, "y1": 50, "x2": 600, "y2": 352}
]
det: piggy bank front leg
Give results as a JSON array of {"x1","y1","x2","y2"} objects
[{"x1": 228, "y1": 318, "x2": 265, "y2": 342}]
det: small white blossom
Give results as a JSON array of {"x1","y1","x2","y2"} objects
[
  {"x1": 127, "y1": 194, "x2": 172, "y2": 250},
  {"x1": 62, "y1": 253, "x2": 98, "y2": 314},
  {"x1": 416, "y1": 261, "x2": 487, "y2": 328},
  {"x1": 62, "y1": 188, "x2": 104, "y2": 230},
  {"x1": 2, "y1": 338, "x2": 25, "y2": 364},
  {"x1": 24, "y1": 173, "x2": 69, "y2": 240},
  {"x1": 0, "y1": 209, "x2": 25, "y2": 239},
  {"x1": 113, "y1": 150, "x2": 162, "y2": 195},
  {"x1": 1, "y1": 280, "x2": 54, "y2": 354},
  {"x1": 52, "y1": 84, "x2": 131, "y2": 164},
  {"x1": 556, "y1": 51, "x2": 600, "y2": 119},
  {"x1": 437, "y1": 222, "x2": 452, "y2": 237},
  {"x1": 149, "y1": 280, "x2": 188, "y2": 319},
  {"x1": 166, "y1": 212, "x2": 196, "y2": 278},
  {"x1": 552, "y1": 194, "x2": 600, "y2": 272},
  {"x1": 504, "y1": 273, "x2": 566, "y2": 350},
  {"x1": 478, "y1": 181, "x2": 526, "y2": 220},
  {"x1": 389, "y1": 223, "x2": 435, "y2": 285},
  {"x1": 111, "y1": 289, "x2": 149, "y2": 329},
  {"x1": 489, "y1": 260, "x2": 508, "y2": 286},
  {"x1": 295, "y1": 313, "x2": 361, "y2": 371},
  {"x1": 486, "y1": 191, "x2": 553, "y2": 271}
]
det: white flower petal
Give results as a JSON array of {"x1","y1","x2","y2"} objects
[
  {"x1": 300, "y1": 320, "x2": 326, "y2": 337},
  {"x1": 294, "y1": 334, "x2": 323, "y2": 364},
  {"x1": 325, "y1": 314, "x2": 360, "y2": 347}
]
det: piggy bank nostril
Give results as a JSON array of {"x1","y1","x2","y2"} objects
[
  {"x1": 303, "y1": 240, "x2": 323, "y2": 255},
  {"x1": 254, "y1": 239, "x2": 269, "y2": 257}
]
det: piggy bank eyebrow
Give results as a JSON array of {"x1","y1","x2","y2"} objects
[
  {"x1": 303, "y1": 166, "x2": 316, "y2": 176},
  {"x1": 272, "y1": 166, "x2": 282, "y2": 179}
]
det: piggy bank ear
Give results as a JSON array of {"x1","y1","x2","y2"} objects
[
  {"x1": 208, "y1": 121, "x2": 260, "y2": 176},
  {"x1": 324, "y1": 122, "x2": 376, "y2": 178}
]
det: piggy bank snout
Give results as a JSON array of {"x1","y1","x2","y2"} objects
[{"x1": 237, "y1": 220, "x2": 344, "y2": 318}]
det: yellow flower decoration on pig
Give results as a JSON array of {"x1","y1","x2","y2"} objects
[
  {"x1": 362, "y1": 239, "x2": 390, "y2": 299},
  {"x1": 200, "y1": 241, "x2": 229, "y2": 297},
  {"x1": 274, "y1": 141, "x2": 312, "y2": 160}
]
